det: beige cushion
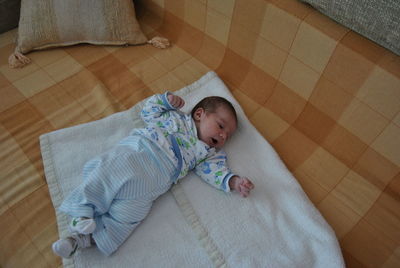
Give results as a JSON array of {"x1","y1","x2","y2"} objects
[{"x1": 15, "y1": 0, "x2": 148, "y2": 54}]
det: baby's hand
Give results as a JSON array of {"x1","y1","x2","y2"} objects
[
  {"x1": 168, "y1": 94, "x2": 185, "y2": 109},
  {"x1": 229, "y1": 176, "x2": 255, "y2": 197}
]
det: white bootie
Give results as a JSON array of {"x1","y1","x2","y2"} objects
[
  {"x1": 69, "y1": 217, "x2": 96, "y2": 235},
  {"x1": 52, "y1": 234, "x2": 91, "y2": 258}
]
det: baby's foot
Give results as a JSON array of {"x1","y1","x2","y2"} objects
[
  {"x1": 69, "y1": 217, "x2": 96, "y2": 234},
  {"x1": 52, "y1": 234, "x2": 91, "y2": 258}
]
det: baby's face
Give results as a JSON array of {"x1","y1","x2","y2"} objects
[{"x1": 195, "y1": 106, "x2": 237, "y2": 149}]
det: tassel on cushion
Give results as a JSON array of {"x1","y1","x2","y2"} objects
[
  {"x1": 9, "y1": 51, "x2": 31, "y2": 68},
  {"x1": 147, "y1": 36, "x2": 170, "y2": 49},
  {"x1": 8, "y1": 37, "x2": 168, "y2": 68}
]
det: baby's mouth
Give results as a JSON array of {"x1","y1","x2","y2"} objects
[{"x1": 211, "y1": 138, "x2": 218, "y2": 146}]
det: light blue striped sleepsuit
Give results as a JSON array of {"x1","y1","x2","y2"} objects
[{"x1": 59, "y1": 92, "x2": 236, "y2": 256}]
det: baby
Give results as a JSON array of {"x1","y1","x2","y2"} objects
[{"x1": 52, "y1": 92, "x2": 254, "y2": 258}]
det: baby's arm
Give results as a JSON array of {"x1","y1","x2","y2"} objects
[
  {"x1": 228, "y1": 176, "x2": 254, "y2": 198},
  {"x1": 167, "y1": 94, "x2": 185, "y2": 109},
  {"x1": 194, "y1": 151, "x2": 234, "y2": 192},
  {"x1": 194, "y1": 151, "x2": 255, "y2": 197},
  {"x1": 141, "y1": 92, "x2": 184, "y2": 124}
]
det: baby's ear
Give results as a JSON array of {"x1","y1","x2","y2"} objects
[{"x1": 193, "y1": 107, "x2": 205, "y2": 120}]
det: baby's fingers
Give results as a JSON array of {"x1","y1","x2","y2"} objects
[
  {"x1": 174, "y1": 97, "x2": 184, "y2": 108},
  {"x1": 241, "y1": 178, "x2": 254, "y2": 189},
  {"x1": 177, "y1": 98, "x2": 185, "y2": 108},
  {"x1": 238, "y1": 178, "x2": 254, "y2": 197},
  {"x1": 169, "y1": 95, "x2": 185, "y2": 109},
  {"x1": 239, "y1": 185, "x2": 251, "y2": 197}
]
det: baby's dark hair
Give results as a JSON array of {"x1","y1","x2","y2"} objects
[{"x1": 191, "y1": 96, "x2": 237, "y2": 123}]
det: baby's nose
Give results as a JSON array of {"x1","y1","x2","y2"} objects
[{"x1": 220, "y1": 132, "x2": 227, "y2": 140}]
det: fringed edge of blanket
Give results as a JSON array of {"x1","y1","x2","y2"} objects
[
  {"x1": 171, "y1": 183, "x2": 227, "y2": 268},
  {"x1": 39, "y1": 134, "x2": 75, "y2": 268}
]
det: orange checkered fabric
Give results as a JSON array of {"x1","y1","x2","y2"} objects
[{"x1": 0, "y1": 0, "x2": 398, "y2": 267}]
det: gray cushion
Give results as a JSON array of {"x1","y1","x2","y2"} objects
[
  {"x1": 15, "y1": 0, "x2": 148, "y2": 54},
  {"x1": 0, "y1": 0, "x2": 21, "y2": 33},
  {"x1": 300, "y1": 0, "x2": 400, "y2": 55}
]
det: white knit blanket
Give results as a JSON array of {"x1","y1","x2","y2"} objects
[{"x1": 40, "y1": 71, "x2": 344, "y2": 268}]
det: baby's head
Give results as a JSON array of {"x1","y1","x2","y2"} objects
[{"x1": 191, "y1": 96, "x2": 237, "y2": 149}]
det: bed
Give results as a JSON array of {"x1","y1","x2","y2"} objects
[
  {"x1": 40, "y1": 71, "x2": 344, "y2": 267},
  {"x1": 0, "y1": 0, "x2": 399, "y2": 267}
]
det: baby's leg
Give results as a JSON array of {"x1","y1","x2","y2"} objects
[
  {"x1": 52, "y1": 234, "x2": 92, "y2": 258},
  {"x1": 91, "y1": 157, "x2": 174, "y2": 257},
  {"x1": 58, "y1": 137, "x2": 175, "y2": 256},
  {"x1": 69, "y1": 217, "x2": 96, "y2": 234},
  {"x1": 92, "y1": 197, "x2": 154, "y2": 256},
  {"x1": 59, "y1": 155, "x2": 130, "y2": 219}
]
